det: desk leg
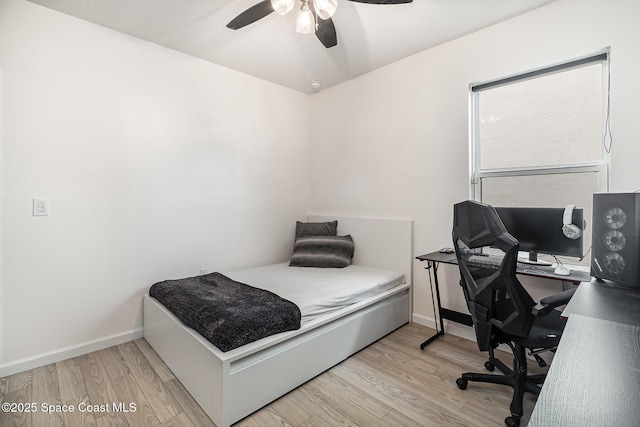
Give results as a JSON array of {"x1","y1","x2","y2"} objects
[
  {"x1": 420, "y1": 261, "x2": 446, "y2": 349},
  {"x1": 420, "y1": 329, "x2": 444, "y2": 349}
]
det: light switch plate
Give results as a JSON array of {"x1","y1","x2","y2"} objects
[{"x1": 33, "y1": 198, "x2": 49, "y2": 216}]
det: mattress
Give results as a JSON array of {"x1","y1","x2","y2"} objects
[{"x1": 225, "y1": 262, "x2": 406, "y2": 324}]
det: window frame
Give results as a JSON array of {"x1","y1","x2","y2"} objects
[{"x1": 469, "y1": 50, "x2": 611, "y2": 202}]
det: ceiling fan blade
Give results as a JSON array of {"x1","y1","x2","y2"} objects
[
  {"x1": 347, "y1": 0, "x2": 413, "y2": 4},
  {"x1": 227, "y1": 0, "x2": 274, "y2": 30},
  {"x1": 316, "y1": 17, "x2": 337, "y2": 48}
]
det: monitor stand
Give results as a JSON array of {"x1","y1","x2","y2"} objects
[{"x1": 517, "y1": 251, "x2": 552, "y2": 266}]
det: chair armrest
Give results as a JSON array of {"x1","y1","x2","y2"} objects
[{"x1": 532, "y1": 288, "x2": 577, "y2": 317}]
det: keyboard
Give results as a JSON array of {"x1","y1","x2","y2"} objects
[{"x1": 467, "y1": 254, "x2": 504, "y2": 269}]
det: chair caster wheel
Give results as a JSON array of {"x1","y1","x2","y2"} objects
[
  {"x1": 484, "y1": 361, "x2": 495, "y2": 372},
  {"x1": 456, "y1": 378, "x2": 468, "y2": 390},
  {"x1": 505, "y1": 416, "x2": 520, "y2": 427}
]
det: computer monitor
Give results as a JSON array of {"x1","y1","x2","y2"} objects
[{"x1": 494, "y1": 206, "x2": 584, "y2": 262}]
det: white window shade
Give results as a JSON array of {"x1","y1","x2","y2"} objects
[{"x1": 478, "y1": 64, "x2": 604, "y2": 170}]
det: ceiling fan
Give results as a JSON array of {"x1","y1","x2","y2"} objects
[{"x1": 226, "y1": 0, "x2": 413, "y2": 48}]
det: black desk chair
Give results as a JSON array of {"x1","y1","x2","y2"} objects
[{"x1": 452, "y1": 200, "x2": 575, "y2": 427}]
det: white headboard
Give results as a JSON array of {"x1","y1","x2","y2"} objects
[{"x1": 308, "y1": 215, "x2": 413, "y2": 285}]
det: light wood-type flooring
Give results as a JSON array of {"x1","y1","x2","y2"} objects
[{"x1": 0, "y1": 323, "x2": 542, "y2": 427}]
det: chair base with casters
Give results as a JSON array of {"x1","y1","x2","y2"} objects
[
  {"x1": 456, "y1": 338, "x2": 547, "y2": 427},
  {"x1": 454, "y1": 298, "x2": 572, "y2": 427}
]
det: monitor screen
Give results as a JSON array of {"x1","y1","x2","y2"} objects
[{"x1": 494, "y1": 206, "x2": 584, "y2": 259}]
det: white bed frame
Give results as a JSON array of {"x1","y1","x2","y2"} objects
[{"x1": 143, "y1": 215, "x2": 413, "y2": 427}]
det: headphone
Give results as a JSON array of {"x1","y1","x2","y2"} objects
[{"x1": 562, "y1": 205, "x2": 582, "y2": 239}]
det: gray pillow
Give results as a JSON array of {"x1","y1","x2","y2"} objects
[
  {"x1": 290, "y1": 235, "x2": 354, "y2": 268},
  {"x1": 295, "y1": 220, "x2": 338, "y2": 239}
]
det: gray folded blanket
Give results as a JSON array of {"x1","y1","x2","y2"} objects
[{"x1": 149, "y1": 272, "x2": 301, "y2": 352}]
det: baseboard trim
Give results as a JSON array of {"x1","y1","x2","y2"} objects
[
  {"x1": 412, "y1": 312, "x2": 436, "y2": 328},
  {"x1": 0, "y1": 328, "x2": 144, "y2": 377}
]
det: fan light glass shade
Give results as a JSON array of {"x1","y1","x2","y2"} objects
[
  {"x1": 296, "y1": 3, "x2": 315, "y2": 34},
  {"x1": 313, "y1": 0, "x2": 337, "y2": 20},
  {"x1": 271, "y1": 0, "x2": 295, "y2": 15}
]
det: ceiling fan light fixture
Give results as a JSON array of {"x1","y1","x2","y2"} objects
[
  {"x1": 313, "y1": 0, "x2": 337, "y2": 20},
  {"x1": 271, "y1": 0, "x2": 295, "y2": 16},
  {"x1": 296, "y1": 1, "x2": 316, "y2": 34}
]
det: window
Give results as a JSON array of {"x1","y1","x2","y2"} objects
[{"x1": 470, "y1": 50, "x2": 611, "y2": 261}]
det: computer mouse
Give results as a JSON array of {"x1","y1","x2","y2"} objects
[{"x1": 554, "y1": 265, "x2": 570, "y2": 276}]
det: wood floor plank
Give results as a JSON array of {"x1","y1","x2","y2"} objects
[
  {"x1": 0, "y1": 374, "x2": 32, "y2": 427},
  {"x1": 299, "y1": 377, "x2": 389, "y2": 427},
  {"x1": 117, "y1": 341, "x2": 180, "y2": 423},
  {"x1": 31, "y1": 364, "x2": 64, "y2": 427},
  {"x1": 380, "y1": 408, "x2": 426, "y2": 427},
  {"x1": 77, "y1": 353, "x2": 129, "y2": 426},
  {"x1": 110, "y1": 371, "x2": 161, "y2": 427},
  {"x1": 335, "y1": 358, "x2": 469, "y2": 426},
  {"x1": 233, "y1": 406, "x2": 289, "y2": 427},
  {"x1": 256, "y1": 391, "x2": 312, "y2": 427},
  {"x1": 56, "y1": 358, "x2": 88, "y2": 404},
  {"x1": 353, "y1": 343, "x2": 447, "y2": 395},
  {"x1": 295, "y1": 382, "x2": 359, "y2": 427},
  {"x1": 369, "y1": 339, "x2": 441, "y2": 374},
  {"x1": 348, "y1": 349, "x2": 467, "y2": 412},
  {"x1": 352, "y1": 337, "x2": 524, "y2": 425},
  {"x1": 61, "y1": 394, "x2": 98, "y2": 427},
  {"x1": 3, "y1": 372, "x2": 31, "y2": 396},
  {"x1": 163, "y1": 378, "x2": 215, "y2": 427},
  {"x1": 0, "y1": 389, "x2": 32, "y2": 427},
  {"x1": 297, "y1": 416, "x2": 337, "y2": 427},
  {"x1": 360, "y1": 343, "x2": 471, "y2": 400},
  {"x1": 164, "y1": 412, "x2": 195, "y2": 427},
  {"x1": 96, "y1": 346, "x2": 131, "y2": 383},
  {"x1": 315, "y1": 369, "x2": 392, "y2": 419},
  {"x1": 132, "y1": 340, "x2": 174, "y2": 383}
]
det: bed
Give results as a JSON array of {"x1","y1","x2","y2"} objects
[{"x1": 143, "y1": 215, "x2": 413, "y2": 427}]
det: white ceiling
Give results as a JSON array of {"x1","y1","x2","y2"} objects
[{"x1": 27, "y1": 0, "x2": 555, "y2": 94}]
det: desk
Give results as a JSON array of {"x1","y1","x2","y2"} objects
[
  {"x1": 529, "y1": 279, "x2": 640, "y2": 426},
  {"x1": 560, "y1": 279, "x2": 640, "y2": 325},
  {"x1": 416, "y1": 251, "x2": 591, "y2": 349}
]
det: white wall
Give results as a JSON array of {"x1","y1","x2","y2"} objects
[
  {"x1": 0, "y1": 0, "x2": 311, "y2": 373},
  {"x1": 309, "y1": 0, "x2": 640, "y2": 328}
]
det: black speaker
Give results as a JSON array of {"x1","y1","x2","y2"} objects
[{"x1": 591, "y1": 193, "x2": 640, "y2": 286}]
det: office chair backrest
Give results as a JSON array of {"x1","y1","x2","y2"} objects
[{"x1": 452, "y1": 200, "x2": 536, "y2": 351}]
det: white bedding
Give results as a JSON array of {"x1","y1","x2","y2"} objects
[{"x1": 226, "y1": 262, "x2": 406, "y2": 324}]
